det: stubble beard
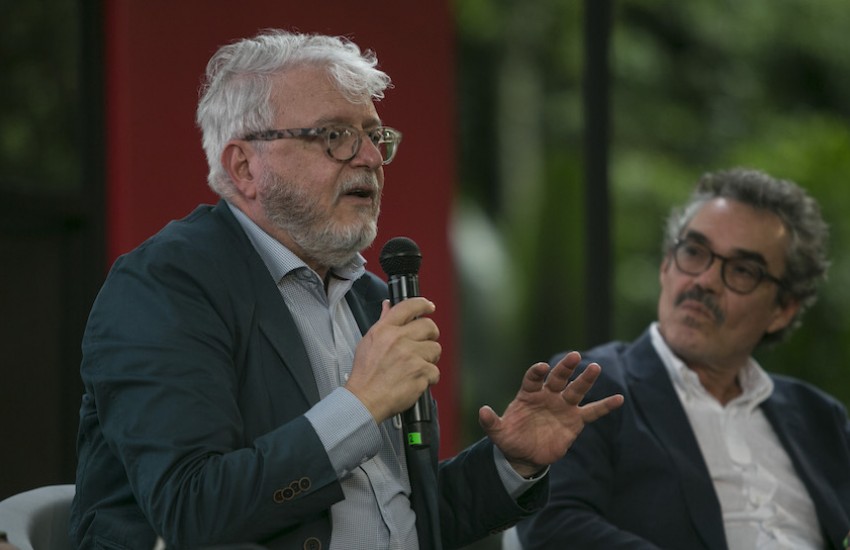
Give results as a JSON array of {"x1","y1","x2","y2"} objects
[
  {"x1": 661, "y1": 286, "x2": 727, "y2": 365},
  {"x1": 258, "y1": 171, "x2": 381, "y2": 269}
]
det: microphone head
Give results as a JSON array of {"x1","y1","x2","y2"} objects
[{"x1": 379, "y1": 236, "x2": 422, "y2": 276}]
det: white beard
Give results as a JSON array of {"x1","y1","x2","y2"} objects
[{"x1": 258, "y1": 171, "x2": 381, "y2": 269}]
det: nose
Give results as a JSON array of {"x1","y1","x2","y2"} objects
[
  {"x1": 692, "y1": 256, "x2": 724, "y2": 291},
  {"x1": 350, "y1": 135, "x2": 384, "y2": 169}
]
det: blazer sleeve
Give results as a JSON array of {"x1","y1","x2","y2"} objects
[{"x1": 436, "y1": 438, "x2": 548, "y2": 549}]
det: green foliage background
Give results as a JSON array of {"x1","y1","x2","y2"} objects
[
  {"x1": 454, "y1": 0, "x2": 850, "y2": 457},
  {"x1": 2, "y1": 3, "x2": 848, "y2": 547},
  {"x1": 0, "y1": 1, "x2": 81, "y2": 196}
]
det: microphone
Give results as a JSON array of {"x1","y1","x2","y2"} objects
[{"x1": 379, "y1": 236, "x2": 432, "y2": 449}]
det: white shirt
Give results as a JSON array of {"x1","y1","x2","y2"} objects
[{"x1": 649, "y1": 323, "x2": 823, "y2": 549}]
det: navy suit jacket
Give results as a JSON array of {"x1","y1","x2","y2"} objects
[
  {"x1": 518, "y1": 330, "x2": 850, "y2": 549},
  {"x1": 70, "y1": 201, "x2": 545, "y2": 550}
]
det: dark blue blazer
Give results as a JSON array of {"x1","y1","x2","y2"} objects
[
  {"x1": 518, "y1": 330, "x2": 850, "y2": 549},
  {"x1": 70, "y1": 201, "x2": 545, "y2": 550}
]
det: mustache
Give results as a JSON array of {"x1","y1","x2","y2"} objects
[
  {"x1": 339, "y1": 173, "x2": 380, "y2": 196},
  {"x1": 675, "y1": 287, "x2": 725, "y2": 324}
]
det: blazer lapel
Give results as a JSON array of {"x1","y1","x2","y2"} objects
[
  {"x1": 345, "y1": 273, "x2": 385, "y2": 334},
  {"x1": 253, "y1": 272, "x2": 321, "y2": 404},
  {"x1": 625, "y1": 333, "x2": 728, "y2": 549},
  {"x1": 762, "y1": 395, "x2": 849, "y2": 548},
  {"x1": 213, "y1": 201, "x2": 321, "y2": 405}
]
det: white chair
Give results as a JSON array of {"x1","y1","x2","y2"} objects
[
  {"x1": 0, "y1": 485, "x2": 75, "y2": 550},
  {"x1": 501, "y1": 525, "x2": 524, "y2": 550}
]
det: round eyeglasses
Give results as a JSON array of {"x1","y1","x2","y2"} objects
[
  {"x1": 672, "y1": 239, "x2": 785, "y2": 295},
  {"x1": 242, "y1": 125, "x2": 403, "y2": 165}
]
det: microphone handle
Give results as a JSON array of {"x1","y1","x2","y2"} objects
[
  {"x1": 387, "y1": 274, "x2": 432, "y2": 448},
  {"x1": 403, "y1": 390, "x2": 432, "y2": 448}
]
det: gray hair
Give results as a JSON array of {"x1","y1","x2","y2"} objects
[
  {"x1": 195, "y1": 29, "x2": 392, "y2": 197},
  {"x1": 662, "y1": 167, "x2": 830, "y2": 345}
]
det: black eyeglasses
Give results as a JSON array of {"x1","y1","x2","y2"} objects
[
  {"x1": 242, "y1": 125, "x2": 402, "y2": 165},
  {"x1": 672, "y1": 239, "x2": 785, "y2": 295}
]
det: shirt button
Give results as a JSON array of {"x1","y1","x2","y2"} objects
[{"x1": 303, "y1": 537, "x2": 322, "y2": 550}]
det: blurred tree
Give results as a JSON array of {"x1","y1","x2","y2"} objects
[
  {"x1": 454, "y1": 0, "x2": 850, "y2": 463},
  {"x1": 455, "y1": 0, "x2": 589, "y2": 448},
  {"x1": 610, "y1": 0, "x2": 850, "y2": 408},
  {"x1": 0, "y1": 0, "x2": 81, "y2": 195}
]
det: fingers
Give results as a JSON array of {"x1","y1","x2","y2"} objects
[
  {"x1": 561, "y1": 361, "x2": 625, "y2": 420},
  {"x1": 415, "y1": 340, "x2": 443, "y2": 374},
  {"x1": 477, "y1": 405, "x2": 498, "y2": 431},
  {"x1": 522, "y1": 351, "x2": 586, "y2": 394},
  {"x1": 380, "y1": 297, "x2": 436, "y2": 325},
  {"x1": 520, "y1": 362, "x2": 552, "y2": 392},
  {"x1": 379, "y1": 298, "x2": 440, "y2": 344},
  {"x1": 561, "y1": 362, "x2": 602, "y2": 405},
  {"x1": 579, "y1": 394, "x2": 625, "y2": 422},
  {"x1": 543, "y1": 351, "x2": 582, "y2": 391},
  {"x1": 348, "y1": 298, "x2": 443, "y2": 423}
]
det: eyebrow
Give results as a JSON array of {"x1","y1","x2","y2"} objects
[{"x1": 681, "y1": 230, "x2": 769, "y2": 265}]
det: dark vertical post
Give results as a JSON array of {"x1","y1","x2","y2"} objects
[
  {"x1": 582, "y1": 0, "x2": 613, "y2": 347},
  {"x1": 66, "y1": 0, "x2": 106, "y2": 478}
]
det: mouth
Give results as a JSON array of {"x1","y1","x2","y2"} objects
[
  {"x1": 339, "y1": 174, "x2": 379, "y2": 202},
  {"x1": 344, "y1": 186, "x2": 375, "y2": 199},
  {"x1": 680, "y1": 300, "x2": 714, "y2": 319}
]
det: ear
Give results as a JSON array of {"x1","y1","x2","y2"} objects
[
  {"x1": 766, "y1": 296, "x2": 800, "y2": 335},
  {"x1": 221, "y1": 140, "x2": 259, "y2": 199},
  {"x1": 659, "y1": 252, "x2": 673, "y2": 281}
]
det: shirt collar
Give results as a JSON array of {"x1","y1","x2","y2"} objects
[
  {"x1": 649, "y1": 322, "x2": 774, "y2": 407},
  {"x1": 225, "y1": 201, "x2": 367, "y2": 284}
]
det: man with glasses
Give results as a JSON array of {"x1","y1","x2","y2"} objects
[
  {"x1": 516, "y1": 168, "x2": 850, "y2": 549},
  {"x1": 69, "y1": 30, "x2": 623, "y2": 550}
]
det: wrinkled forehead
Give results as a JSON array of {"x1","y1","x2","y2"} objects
[
  {"x1": 269, "y1": 66, "x2": 379, "y2": 126},
  {"x1": 685, "y1": 198, "x2": 790, "y2": 264}
]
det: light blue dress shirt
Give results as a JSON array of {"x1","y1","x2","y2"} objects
[{"x1": 227, "y1": 202, "x2": 537, "y2": 549}]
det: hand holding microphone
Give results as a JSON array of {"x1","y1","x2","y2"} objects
[
  {"x1": 379, "y1": 237, "x2": 435, "y2": 448},
  {"x1": 343, "y1": 237, "x2": 439, "y2": 443}
]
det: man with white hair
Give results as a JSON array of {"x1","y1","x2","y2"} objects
[{"x1": 69, "y1": 30, "x2": 623, "y2": 550}]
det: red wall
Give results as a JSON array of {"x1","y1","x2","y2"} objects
[{"x1": 104, "y1": 1, "x2": 459, "y2": 454}]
